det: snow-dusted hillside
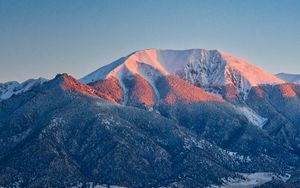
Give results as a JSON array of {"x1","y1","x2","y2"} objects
[
  {"x1": 276, "y1": 73, "x2": 300, "y2": 84},
  {"x1": 81, "y1": 49, "x2": 284, "y2": 99},
  {"x1": 0, "y1": 78, "x2": 47, "y2": 101},
  {"x1": 1, "y1": 73, "x2": 298, "y2": 187}
]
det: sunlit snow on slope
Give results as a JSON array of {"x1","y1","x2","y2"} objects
[{"x1": 80, "y1": 57, "x2": 126, "y2": 84}]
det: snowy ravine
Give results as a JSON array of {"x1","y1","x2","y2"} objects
[{"x1": 235, "y1": 106, "x2": 268, "y2": 128}]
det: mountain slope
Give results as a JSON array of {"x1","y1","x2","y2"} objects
[
  {"x1": 80, "y1": 49, "x2": 300, "y2": 156},
  {"x1": 0, "y1": 74, "x2": 297, "y2": 187},
  {"x1": 246, "y1": 84, "x2": 300, "y2": 153},
  {"x1": 276, "y1": 73, "x2": 300, "y2": 84}
]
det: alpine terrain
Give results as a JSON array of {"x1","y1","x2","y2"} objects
[{"x1": 1, "y1": 49, "x2": 300, "y2": 188}]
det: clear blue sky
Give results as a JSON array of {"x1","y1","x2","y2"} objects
[{"x1": 0, "y1": 0, "x2": 299, "y2": 82}]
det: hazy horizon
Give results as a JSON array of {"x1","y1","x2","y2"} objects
[{"x1": 0, "y1": 0, "x2": 299, "y2": 82}]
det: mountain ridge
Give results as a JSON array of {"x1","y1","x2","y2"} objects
[
  {"x1": 276, "y1": 73, "x2": 300, "y2": 84},
  {"x1": 0, "y1": 77, "x2": 47, "y2": 101},
  {"x1": 1, "y1": 49, "x2": 300, "y2": 187}
]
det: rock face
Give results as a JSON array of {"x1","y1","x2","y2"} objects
[{"x1": 1, "y1": 49, "x2": 300, "y2": 187}]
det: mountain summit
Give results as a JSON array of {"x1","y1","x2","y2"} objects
[{"x1": 81, "y1": 49, "x2": 284, "y2": 102}]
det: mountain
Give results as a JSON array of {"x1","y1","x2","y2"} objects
[
  {"x1": 81, "y1": 49, "x2": 284, "y2": 102},
  {"x1": 0, "y1": 73, "x2": 298, "y2": 188},
  {"x1": 1, "y1": 49, "x2": 300, "y2": 187},
  {"x1": 276, "y1": 73, "x2": 300, "y2": 84},
  {"x1": 81, "y1": 49, "x2": 300, "y2": 157},
  {"x1": 0, "y1": 78, "x2": 47, "y2": 101}
]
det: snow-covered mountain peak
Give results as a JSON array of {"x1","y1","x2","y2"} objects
[
  {"x1": 81, "y1": 49, "x2": 285, "y2": 99},
  {"x1": 80, "y1": 49, "x2": 225, "y2": 84}
]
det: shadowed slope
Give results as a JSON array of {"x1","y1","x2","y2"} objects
[{"x1": 246, "y1": 83, "x2": 300, "y2": 155}]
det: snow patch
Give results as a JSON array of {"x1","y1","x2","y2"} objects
[
  {"x1": 183, "y1": 137, "x2": 206, "y2": 150},
  {"x1": 183, "y1": 136, "x2": 252, "y2": 164},
  {"x1": 227, "y1": 151, "x2": 251, "y2": 163},
  {"x1": 235, "y1": 106, "x2": 268, "y2": 128},
  {"x1": 39, "y1": 117, "x2": 66, "y2": 139},
  {"x1": 70, "y1": 182, "x2": 127, "y2": 188},
  {"x1": 95, "y1": 115, "x2": 122, "y2": 130},
  {"x1": 114, "y1": 66, "x2": 129, "y2": 105},
  {"x1": 208, "y1": 172, "x2": 290, "y2": 188}
]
